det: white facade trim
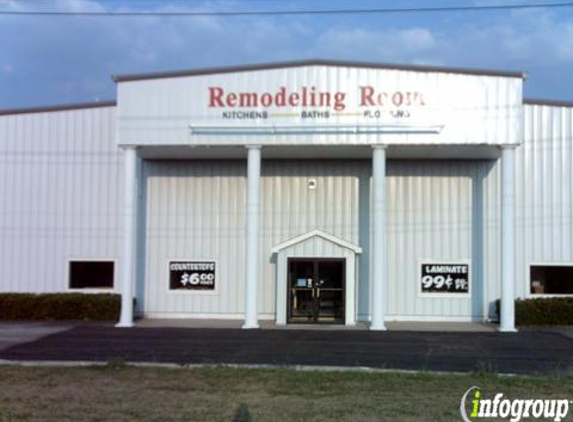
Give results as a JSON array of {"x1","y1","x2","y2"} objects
[
  {"x1": 370, "y1": 145, "x2": 387, "y2": 330},
  {"x1": 272, "y1": 229, "x2": 362, "y2": 254},
  {"x1": 243, "y1": 145, "x2": 261, "y2": 329},
  {"x1": 188, "y1": 124, "x2": 444, "y2": 136},
  {"x1": 117, "y1": 145, "x2": 138, "y2": 328},
  {"x1": 499, "y1": 145, "x2": 517, "y2": 332}
]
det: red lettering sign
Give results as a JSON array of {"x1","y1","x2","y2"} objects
[
  {"x1": 208, "y1": 86, "x2": 425, "y2": 110},
  {"x1": 209, "y1": 87, "x2": 225, "y2": 107}
]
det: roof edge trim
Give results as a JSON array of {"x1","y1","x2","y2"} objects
[
  {"x1": 524, "y1": 98, "x2": 573, "y2": 108},
  {"x1": 113, "y1": 59, "x2": 526, "y2": 83},
  {"x1": 0, "y1": 100, "x2": 117, "y2": 116}
]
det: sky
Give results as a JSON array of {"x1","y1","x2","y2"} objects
[{"x1": 1, "y1": 0, "x2": 573, "y2": 109}]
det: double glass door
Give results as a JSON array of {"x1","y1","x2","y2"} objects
[{"x1": 288, "y1": 258, "x2": 345, "y2": 324}]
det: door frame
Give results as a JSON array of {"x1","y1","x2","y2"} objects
[
  {"x1": 286, "y1": 257, "x2": 346, "y2": 324},
  {"x1": 272, "y1": 229, "x2": 361, "y2": 327}
]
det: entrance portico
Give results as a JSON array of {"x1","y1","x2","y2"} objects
[
  {"x1": 113, "y1": 60, "x2": 524, "y2": 331},
  {"x1": 116, "y1": 142, "x2": 517, "y2": 332},
  {"x1": 272, "y1": 228, "x2": 361, "y2": 326}
]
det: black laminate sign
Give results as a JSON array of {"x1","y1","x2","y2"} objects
[{"x1": 420, "y1": 263, "x2": 469, "y2": 294}]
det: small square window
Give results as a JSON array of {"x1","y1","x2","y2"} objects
[
  {"x1": 69, "y1": 261, "x2": 114, "y2": 289},
  {"x1": 530, "y1": 265, "x2": 573, "y2": 294}
]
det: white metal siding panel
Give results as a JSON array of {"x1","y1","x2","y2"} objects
[
  {"x1": 143, "y1": 161, "x2": 247, "y2": 317},
  {"x1": 0, "y1": 107, "x2": 122, "y2": 293},
  {"x1": 383, "y1": 160, "x2": 498, "y2": 321},
  {"x1": 516, "y1": 104, "x2": 573, "y2": 298},
  {"x1": 260, "y1": 160, "x2": 363, "y2": 317},
  {"x1": 118, "y1": 66, "x2": 522, "y2": 146},
  {"x1": 144, "y1": 158, "x2": 499, "y2": 321},
  {"x1": 480, "y1": 161, "x2": 501, "y2": 318},
  {"x1": 143, "y1": 159, "x2": 362, "y2": 317}
]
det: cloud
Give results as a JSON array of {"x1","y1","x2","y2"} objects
[
  {"x1": 0, "y1": 0, "x2": 309, "y2": 106},
  {"x1": 1, "y1": 0, "x2": 573, "y2": 107},
  {"x1": 310, "y1": 8, "x2": 573, "y2": 68},
  {"x1": 311, "y1": 27, "x2": 437, "y2": 61},
  {"x1": 448, "y1": 8, "x2": 573, "y2": 65}
]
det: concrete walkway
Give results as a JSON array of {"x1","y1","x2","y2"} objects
[
  {"x1": 0, "y1": 322, "x2": 571, "y2": 375},
  {"x1": 135, "y1": 319, "x2": 497, "y2": 332},
  {"x1": 0, "y1": 322, "x2": 73, "y2": 352}
]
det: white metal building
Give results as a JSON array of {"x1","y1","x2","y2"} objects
[{"x1": 1, "y1": 60, "x2": 572, "y2": 331}]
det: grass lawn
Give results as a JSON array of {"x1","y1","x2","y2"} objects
[{"x1": 0, "y1": 364, "x2": 572, "y2": 422}]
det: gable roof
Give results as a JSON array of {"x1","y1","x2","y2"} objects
[
  {"x1": 271, "y1": 229, "x2": 362, "y2": 254},
  {"x1": 113, "y1": 59, "x2": 526, "y2": 83}
]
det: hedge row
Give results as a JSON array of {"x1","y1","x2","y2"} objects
[
  {"x1": 0, "y1": 293, "x2": 121, "y2": 321},
  {"x1": 497, "y1": 297, "x2": 573, "y2": 325}
]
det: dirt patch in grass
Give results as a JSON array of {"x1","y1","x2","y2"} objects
[{"x1": 0, "y1": 365, "x2": 572, "y2": 422}]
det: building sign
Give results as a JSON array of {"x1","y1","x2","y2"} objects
[
  {"x1": 420, "y1": 263, "x2": 469, "y2": 294},
  {"x1": 169, "y1": 261, "x2": 215, "y2": 290},
  {"x1": 117, "y1": 65, "x2": 522, "y2": 146},
  {"x1": 207, "y1": 85, "x2": 427, "y2": 121}
]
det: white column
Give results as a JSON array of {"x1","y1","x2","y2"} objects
[
  {"x1": 116, "y1": 146, "x2": 138, "y2": 328},
  {"x1": 499, "y1": 145, "x2": 517, "y2": 332},
  {"x1": 370, "y1": 146, "x2": 387, "y2": 331},
  {"x1": 243, "y1": 145, "x2": 261, "y2": 329}
]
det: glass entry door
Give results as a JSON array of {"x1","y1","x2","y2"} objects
[{"x1": 287, "y1": 258, "x2": 345, "y2": 324}]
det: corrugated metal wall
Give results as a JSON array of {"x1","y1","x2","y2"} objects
[
  {"x1": 0, "y1": 106, "x2": 122, "y2": 292},
  {"x1": 515, "y1": 104, "x2": 573, "y2": 298},
  {"x1": 143, "y1": 158, "x2": 500, "y2": 321},
  {"x1": 384, "y1": 160, "x2": 500, "y2": 321},
  {"x1": 143, "y1": 160, "x2": 363, "y2": 318},
  {"x1": 2, "y1": 100, "x2": 570, "y2": 322},
  {"x1": 142, "y1": 160, "x2": 247, "y2": 317},
  {"x1": 261, "y1": 160, "x2": 363, "y2": 318}
]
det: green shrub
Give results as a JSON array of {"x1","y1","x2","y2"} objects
[
  {"x1": 496, "y1": 297, "x2": 573, "y2": 325},
  {"x1": 0, "y1": 293, "x2": 121, "y2": 321}
]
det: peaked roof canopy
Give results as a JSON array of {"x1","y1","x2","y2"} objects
[
  {"x1": 271, "y1": 229, "x2": 362, "y2": 254},
  {"x1": 112, "y1": 59, "x2": 527, "y2": 83}
]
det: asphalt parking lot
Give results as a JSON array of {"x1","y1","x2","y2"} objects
[{"x1": 0, "y1": 322, "x2": 571, "y2": 375}]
